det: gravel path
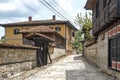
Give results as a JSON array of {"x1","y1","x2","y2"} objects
[
  {"x1": 11, "y1": 54, "x2": 115, "y2": 80},
  {"x1": 18, "y1": 55, "x2": 115, "y2": 80}
]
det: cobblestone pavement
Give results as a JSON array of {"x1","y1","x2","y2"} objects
[{"x1": 12, "y1": 54, "x2": 115, "y2": 80}]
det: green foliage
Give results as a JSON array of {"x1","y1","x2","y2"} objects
[
  {"x1": 0, "y1": 36, "x2": 5, "y2": 42},
  {"x1": 72, "y1": 31, "x2": 83, "y2": 51},
  {"x1": 72, "y1": 12, "x2": 93, "y2": 51},
  {"x1": 75, "y1": 12, "x2": 93, "y2": 41}
]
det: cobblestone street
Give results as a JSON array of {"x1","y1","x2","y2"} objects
[{"x1": 12, "y1": 54, "x2": 115, "y2": 80}]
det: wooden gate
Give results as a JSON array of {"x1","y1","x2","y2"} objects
[{"x1": 35, "y1": 38, "x2": 49, "y2": 67}]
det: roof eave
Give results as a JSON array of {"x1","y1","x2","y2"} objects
[
  {"x1": 0, "y1": 20, "x2": 78, "y2": 31},
  {"x1": 84, "y1": 0, "x2": 96, "y2": 10},
  {"x1": 0, "y1": 21, "x2": 67, "y2": 27},
  {"x1": 66, "y1": 21, "x2": 78, "y2": 31}
]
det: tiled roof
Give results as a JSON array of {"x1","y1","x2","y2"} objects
[
  {"x1": 20, "y1": 26, "x2": 56, "y2": 33},
  {"x1": 20, "y1": 26, "x2": 65, "y2": 40},
  {"x1": 0, "y1": 42, "x2": 39, "y2": 49},
  {"x1": 0, "y1": 20, "x2": 78, "y2": 31},
  {"x1": 24, "y1": 33, "x2": 54, "y2": 42}
]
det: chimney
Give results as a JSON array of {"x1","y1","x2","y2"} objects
[
  {"x1": 28, "y1": 16, "x2": 32, "y2": 21},
  {"x1": 52, "y1": 15, "x2": 56, "y2": 20}
]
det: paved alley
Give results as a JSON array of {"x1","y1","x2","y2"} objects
[{"x1": 12, "y1": 54, "x2": 115, "y2": 80}]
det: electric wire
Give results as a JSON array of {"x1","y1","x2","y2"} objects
[
  {"x1": 21, "y1": 0, "x2": 46, "y2": 18},
  {"x1": 38, "y1": 0, "x2": 65, "y2": 20},
  {"x1": 52, "y1": 0, "x2": 74, "y2": 20}
]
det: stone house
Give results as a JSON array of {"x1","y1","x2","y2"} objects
[
  {"x1": 84, "y1": 0, "x2": 120, "y2": 79},
  {"x1": 0, "y1": 15, "x2": 78, "y2": 54}
]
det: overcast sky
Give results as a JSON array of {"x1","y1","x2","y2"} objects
[{"x1": 0, "y1": 0, "x2": 88, "y2": 39}]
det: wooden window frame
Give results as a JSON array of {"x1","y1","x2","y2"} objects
[
  {"x1": 55, "y1": 27, "x2": 61, "y2": 32},
  {"x1": 95, "y1": 2, "x2": 99, "y2": 19},
  {"x1": 103, "y1": 0, "x2": 107, "y2": 9},
  {"x1": 72, "y1": 32, "x2": 75, "y2": 37},
  {"x1": 14, "y1": 29, "x2": 20, "y2": 35},
  {"x1": 108, "y1": 34, "x2": 120, "y2": 71}
]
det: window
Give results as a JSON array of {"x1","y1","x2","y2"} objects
[
  {"x1": 108, "y1": 35, "x2": 120, "y2": 70},
  {"x1": 103, "y1": 0, "x2": 107, "y2": 8},
  {"x1": 72, "y1": 32, "x2": 75, "y2": 37},
  {"x1": 96, "y1": 3, "x2": 99, "y2": 18},
  {"x1": 55, "y1": 27, "x2": 61, "y2": 32},
  {"x1": 107, "y1": 0, "x2": 111, "y2": 5},
  {"x1": 14, "y1": 29, "x2": 20, "y2": 35}
]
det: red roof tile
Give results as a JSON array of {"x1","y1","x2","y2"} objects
[
  {"x1": 0, "y1": 20, "x2": 78, "y2": 31},
  {"x1": 24, "y1": 33, "x2": 54, "y2": 42},
  {"x1": 20, "y1": 26, "x2": 56, "y2": 33}
]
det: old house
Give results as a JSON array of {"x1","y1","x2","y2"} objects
[
  {"x1": 85, "y1": 0, "x2": 120, "y2": 78},
  {"x1": 0, "y1": 15, "x2": 77, "y2": 54}
]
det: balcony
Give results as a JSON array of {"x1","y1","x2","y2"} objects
[{"x1": 93, "y1": 0, "x2": 120, "y2": 36}]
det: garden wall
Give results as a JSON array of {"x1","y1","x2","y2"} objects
[{"x1": 0, "y1": 43, "x2": 37, "y2": 79}]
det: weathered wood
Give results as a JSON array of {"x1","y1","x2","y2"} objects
[{"x1": 92, "y1": 0, "x2": 120, "y2": 36}]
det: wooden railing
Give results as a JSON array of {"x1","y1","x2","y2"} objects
[{"x1": 93, "y1": 0, "x2": 120, "y2": 36}]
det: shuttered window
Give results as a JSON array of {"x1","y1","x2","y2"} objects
[{"x1": 109, "y1": 35, "x2": 120, "y2": 70}]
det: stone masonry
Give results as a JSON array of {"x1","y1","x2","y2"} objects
[
  {"x1": 84, "y1": 29, "x2": 120, "y2": 79},
  {"x1": 50, "y1": 48, "x2": 66, "y2": 60},
  {"x1": 84, "y1": 43, "x2": 97, "y2": 66},
  {"x1": 0, "y1": 44, "x2": 37, "y2": 79}
]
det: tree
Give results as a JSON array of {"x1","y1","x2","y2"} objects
[
  {"x1": 0, "y1": 36, "x2": 5, "y2": 42},
  {"x1": 75, "y1": 12, "x2": 92, "y2": 41},
  {"x1": 72, "y1": 30, "x2": 83, "y2": 51}
]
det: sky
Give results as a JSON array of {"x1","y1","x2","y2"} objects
[{"x1": 0, "y1": 0, "x2": 88, "y2": 39}]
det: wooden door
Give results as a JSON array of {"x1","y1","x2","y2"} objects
[{"x1": 35, "y1": 41, "x2": 48, "y2": 67}]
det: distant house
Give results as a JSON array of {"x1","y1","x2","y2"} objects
[
  {"x1": 85, "y1": 0, "x2": 120, "y2": 78},
  {"x1": 0, "y1": 15, "x2": 78, "y2": 54}
]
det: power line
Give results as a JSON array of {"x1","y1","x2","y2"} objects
[
  {"x1": 39, "y1": 0, "x2": 69, "y2": 20},
  {"x1": 43, "y1": 0, "x2": 69, "y2": 20},
  {"x1": 20, "y1": 0, "x2": 46, "y2": 18},
  {"x1": 52, "y1": 0, "x2": 74, "y2": 20},
  {"x1": 21, "y1": 0, "x2": 76, "y2": 26},
  {"x1": 38, "y1": 0, "x2": 66, "y2": 20},
  {"x1": 50, "y1": 0, "x2": 75, "y2": 25},
  {"x1": 41, "y1": 0, "x2": 75, "y2": 26}
]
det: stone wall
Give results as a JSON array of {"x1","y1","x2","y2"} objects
[
  {"x1": 84, "y1": 30, "x2": 120, "y2": 79},
  {"x1": 84, "y1": 43, "x2": 97, "y2": 66},
  {"x1": 96, "y1": 31, "x2": 120, "y2": 79},
  {"x1": 96, "y1": 31, "x2": 109, "y2": 69},
  {"x1": 0, "y1": 43, "x2": 37, "y2": 79},
  {"x1": 50, "y1": 48, "x2": 66, "y2": 60}
]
